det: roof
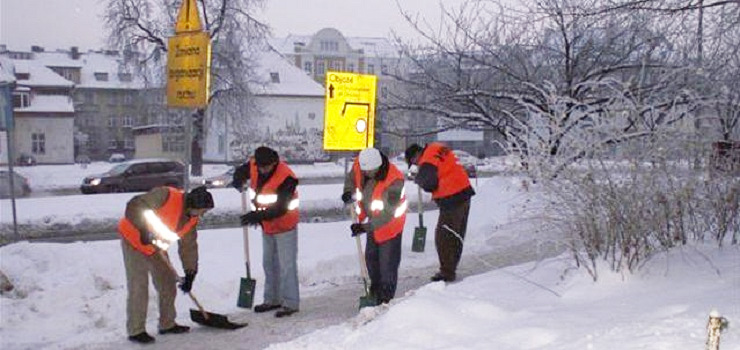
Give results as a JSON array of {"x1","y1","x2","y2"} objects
[
  {"x1": 269, "y1": 30, "x2": 400, "y2": 58},
  {"x1": 251, "y1": 50, "x2": 324, "y2": 97},
  {"x1": 11, "y1": 59, "x2": 74, "y2": 88},
  {"x1": 14, "y1": 95, "x2": 74, "y2": 113},
  {"x1": 76, "y1": 51, "x2": 144, "y2": 89},
  {"x1": 34, "y1": 51, "x2": 85, "y2": 68}
]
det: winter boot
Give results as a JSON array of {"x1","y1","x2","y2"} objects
[
  {"x1": 254, "y1": 303, "x2": 281, "y2": 313},
  {"x1": 159, "y1": 324, "x2": 190, "y2": 335},
  {"x1": 275, "y1": 307, "x2": 298, "y2": 318},
  {"x1": 128, "y1": 332, "x2": 155, "y2": 344}
]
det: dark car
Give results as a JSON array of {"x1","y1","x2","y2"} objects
[
  {"x1": 202, "y1": 168, "x2": 234, "y2": 188},
  {"x1": 0, "y1": 170, "x2": 32, "y2": 198},
  {"x1": 15, "y1": 154, "x2": 37, "y2": 166},
  {"x1": 80, "y1": 159, "x2": 185, "y2": 194},
  {"x1": 453, "y1": 150, "x2": 478, "y2": 178}
]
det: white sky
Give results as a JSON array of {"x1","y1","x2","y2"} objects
[{"x1": 0, "y1": 0, "x2": 466, "y2": 50}]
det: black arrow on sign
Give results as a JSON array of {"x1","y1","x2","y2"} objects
[{"x1": 328, "y1": 84, "x2": 335, "y2": 98}]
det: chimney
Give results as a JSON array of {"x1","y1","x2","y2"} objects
[
  {"x1": 70, "y1": 46, "x2": 80, "y2": 60},
  {"x1": 31, "y1": 45, "x2": 45, "y2": 53}
]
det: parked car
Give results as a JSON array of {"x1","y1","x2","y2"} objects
[
  {"x1": 202, "y1": 167, "x2": 235, "y2": 188},
  {"x1": 15, "y1": 154, "x2": 37, "y2": 166},
  {"x1": 452, "y1": 150, "x2": 478, "y2": 178},
  {"x1": 80, "y1": 159, "x2": 185, "y2": 194},
  {"x1": 108, "y1": 153, "x2": 126, "y2": 163},
  {"x1": 0, "y1": 170, "x2": 32, "y2": 199}
]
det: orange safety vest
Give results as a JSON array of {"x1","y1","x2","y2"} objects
[
  {"x1": 418, "y1": 142, "x2": 471, "y2": 200},
  {"x1": 249, "y1": 160, "x2": 299, "y2": 234},
  {"x1": 352, "y1": 159, "x2": 407, "y2": 244},
  {"x1": 118, "y1": 187, "x2": 199, "y2": 256}
]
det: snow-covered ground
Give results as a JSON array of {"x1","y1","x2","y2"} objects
[{"x1": 1, "y1": 167, "x2": 738, "y2": 350}]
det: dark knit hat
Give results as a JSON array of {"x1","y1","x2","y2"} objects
[
  {"x1": 254, "y1": 146, "x2": 279, "y2": 166},
  {"x1": 404, "y1": 143, "x2": 423, "y2": 166},
  {"x1": 186, "y1": 186, "x2": 215, "y2": 209}
]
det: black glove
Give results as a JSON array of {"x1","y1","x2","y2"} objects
[
  {"x1": 232, "y1": 164, "x2": 249, "y2": 192},
  {"x1": 341, "y1": 191, "x2": 354, "y2": 204},
  {"x1": 240, "y1": 211, "x2": 263, "y2": 226},
  {"x1": 350, "y1": 223, "x2": 367, "y2": 237},
  {"x1": 179, "y1": 270, "x2": 196, "y2": 293},
  {"x1": 139, "y1": 230, "x2": 153, "y2": 245}
]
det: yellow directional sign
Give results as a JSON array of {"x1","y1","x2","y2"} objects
[
  {"x1": 323, "y1": 71, "x2": 377, "y2": 151},
  {"x1": 167, "y1": 0, "x2": 211, "y2": 108},
  {"x1": 175, "y1": 0, "x2": 203, "y2": 34}
]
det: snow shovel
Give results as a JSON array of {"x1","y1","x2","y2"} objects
[
  {"x1": 411, "y1": 185, "x2": 427, "y2": 253},
  {"x1": 237, "y1": 187, "x2": 256, "y2": 309},
  {"x1": 159, "y1": 251, "x2": 248, "y2": 330},
  {"x1": 350, "y1": 206, "x2": 378, "y2": 309}
]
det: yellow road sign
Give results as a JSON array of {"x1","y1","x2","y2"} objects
[
  {"x1": 323, "y1": 71, "x2": 377, "y2": 151},
  {"x1": 167, "y1": 31, "x2": 211, "y2": 108},
  {"x1": 175, "y1": 0, "x2": 202, "y2": 34}
]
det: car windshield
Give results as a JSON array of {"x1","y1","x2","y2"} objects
[{"x1": 108, "y1": 163, "x2": 129, "y2": 175}]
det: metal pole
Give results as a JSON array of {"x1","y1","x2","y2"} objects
[
  {"x1": 5, "y1": 127, "x2": 18, "y2": 240},
  {"x1": 183, "y1": 109, "x2": 193, "y2": 192}
]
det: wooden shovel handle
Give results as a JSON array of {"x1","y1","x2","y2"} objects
[{"x1": 157, "y1": 250, "x2": 209, "y2": 320}]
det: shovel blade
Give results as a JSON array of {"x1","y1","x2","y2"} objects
[
  {"x1": 189, "y1": 309, "x2": 248, "y2": 330},
  {"x1": 359, "y1": 294, "x2": 378, "y2": 309},
  {"x1": 412, "y1": 226, "x2": 427, "y2": 252},
  {"x1": 237, "y1": 277, "x2": 256, "y2": 309}
]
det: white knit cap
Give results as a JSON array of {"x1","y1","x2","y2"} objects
[{"x1": 358, "y1": 148, "x2": 382, "y2": 171}]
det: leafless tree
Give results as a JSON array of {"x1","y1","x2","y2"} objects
[{"x1": 103, "y1": 0, "x2": 270, "y2": 175}]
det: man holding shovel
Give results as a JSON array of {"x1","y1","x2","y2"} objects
[
  {"x1": 405, "y1": 143, "x2": 475, "y2": 283},
  {"x1": 232, "y1": 146, "x2": 300, "y2": 318},
  {"x1": 118, "y1": 186, "x2": 214, "y2": 344},
  {"x1": 341, "y1": 148, "x2": 407, "y2": 305}
]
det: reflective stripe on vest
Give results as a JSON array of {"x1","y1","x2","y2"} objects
[
  {"x1": 418, "y1": 142, "x2": 471, "y2": 199},
  {"x1": 118, "y1": 187, "x2": 199, "y2": 255},
  {"x1": 352, "y1": 159, "x2": 407, "y2": 244},
  {"x1": 249, "y1": 161, "x2": 299, "y2": 234}
]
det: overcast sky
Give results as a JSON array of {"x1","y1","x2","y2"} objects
[{"x1": 0, "y1": 0, "x2": 466, "y2": 51}]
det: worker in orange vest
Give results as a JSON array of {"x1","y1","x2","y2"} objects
[
  {"x1": 232, "y1": 146, "x2": 300, "y2": 318},
  {"x1": 118, "y1": 185, "x2": 214, "y2": 344},
  {"x1": 342, "y1": 148, "x2": 407, "y2": 304},
  {"x1": 405, "y1": 143, "x2": 475, "y2": 282}
]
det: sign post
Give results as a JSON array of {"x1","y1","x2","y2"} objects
[
  {"x1": 166, "y1": 0, "x2": 211, "y2": 191},
  {"x1": 1, "y1": 82, "x2": 19, "y2": 239}
]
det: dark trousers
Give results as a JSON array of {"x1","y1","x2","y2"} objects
[
  {"x1": 365, "y1": 232, "x2": 402, "y2": 303},
  {"x1": 435, "y1": 199, "x2": 471, "y2": 278}
]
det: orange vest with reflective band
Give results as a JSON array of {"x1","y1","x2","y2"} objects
[
  {"x1": 352, "y1": 159, "x2": 407, "y2": 244},
  {"x1": 250, "y1": 160, "x2": 299, "y2": 235},
  {"x1": 118, "y1": 187, "x2": 199, "y2": 256},
  {"x1": 418, "y1": 142, "x2": 471, "y2": 200}
]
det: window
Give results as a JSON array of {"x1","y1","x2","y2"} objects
[
  {"x1": 122, "y1": 93, "x2": 133, "y2": 104},
  {"x1": 218, "y1": 134, "x2": 225, "y2": 154},
  {"x1": 316, "y1": 61, "x2": 325, "y2": 75},
  {"x1": 84, "y1": 91, "x2": 94, "y2": 104},
  {"x1": 367, "y1": 64, "x2": 375, "y2": 74},
  {"x1": 381, "y1": 64, "x2": 388, "y2": 75},
  {"x1": 94, "y1": 72, "x2": 109, "y2": 81},
  {"x1": 31, "y1": 133, "x2": 45, "y2": 154},
  {"x1": 108, "y1": 116, "x2": 117, "y2": 127},
  {"x1": 270, "y1": 72, "x2": 280, "y2": 83},
  {"x1": 163, "y1": 133, "x2": 185, "y2": 152},
  {"x1": 122, "y1": 115, "x2": 134, "y2": 127},
  {"x1": 348, "y1": 63, "x2": 355, "y2": 72},
  {"x1": 118, "y1": 73, "x2": 132, "y2": 82},
  {"x1": 124, "y1": 138, "x2": 135, "y2": 149},
  {"x1": 308, "y1": 112, "x2": 316, "y2": 120},
  {"x1": 320, "y1": 40, "x2": 338, "y2": 52},
  {"x1": 304, "y1": 62, "x2": 312, "y2": 74},
  {"x1": 12, "y1": 91, "x2": 30, "y2": 108},
  {"x1": 329, "y1": 60, "x2": 342, "y2": 71},
  {"x1": 381, "y1": 86, "x2": 388, "y2": 98},
  {"x1": 15, "y1": 73, "x2": 30, "y2": 80},
  {"x1": 108, "y1": 139, "x2": 118, "y2": 149}
]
